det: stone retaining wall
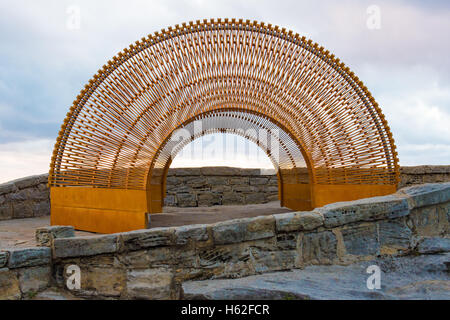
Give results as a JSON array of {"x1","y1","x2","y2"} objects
[
  {"x1": 399, "y1": 166, "x2": 450, "y2": 188},
  {"x1": 0, "y1": 182, "x2": 448, "y2": 299},
  {"x1": 0, "y1": 166, "x2": 449, "y2": 220},
  {"x1": 0, "y1": 174, "x2": 49, "y2": 220},
  {"x1": 165, "y1": 167, "x2": 279, "y2": 207}
]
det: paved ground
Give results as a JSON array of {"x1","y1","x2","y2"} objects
[
  {"x1": 155, "y1": 201, "x2": 291, "y2": 227},
  {"x1": 0, "y1": 201, "x2": 291, "y2": 248},
  {"x1": 0, "y1": 216, "x2": 93, "y2": 248}
]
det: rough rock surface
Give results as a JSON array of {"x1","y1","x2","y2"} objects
[
  {"x1": 183, "y1": 252, "x2": 450, "y2": 300},
  {"x1": 5, "y1": 247, "x2": 51, "y2": 268}
]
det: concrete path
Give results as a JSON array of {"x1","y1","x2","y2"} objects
[{"x1": 0, "y1": 201, "x2": 291, "y2": 248}]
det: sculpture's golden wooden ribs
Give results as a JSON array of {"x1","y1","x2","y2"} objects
[{"x1": 49, "y1": 19, "x2": 399, "y2": 233}]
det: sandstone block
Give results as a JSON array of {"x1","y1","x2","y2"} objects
[
  {"x1": 275, "y1": 211, "x2": 324, "y2": 233},
  {"x1": 184, "y1": 177, "x2": 207, "y2": 188},
  {"x1": 53, "y1": 235, "x2": 118, "y2": 258},
  {"x1": 8, "y1": 189, "x2": 29, "y2": 201},
  {"x1": 126, "y1": 268, "x2": 175, "y2": 299},
  {"x1": 197, "y1": 246, "x2": 234, "y2": 268},
  {"x1": 170, "y1": 185, "x2": 190, "y2": 193},
  {"x1": 164, "y1": 194, "x2": 177, "y2": 206},
  {"x1": 147, "y1": 247, "x2": 175, "y2": 267},
  {"x1": 249, "y1": 177, "x2": 269, "y2": 185},
  {"x1": 166, "y1": 175, "x2": 180, "y2": 185},
  {"x1": 409, "y1": 206, "x2": 444, "y2": 237},
  {"x1": 117, "y1": 250, "x2": 152, "y2": 269},
  {"x1": 11, "y1": 201, "x2": 34, "y2": 218},
  {"x1": 229, "y1": 177, "x2": 249, "y2": 185},
  {"x1": 400, "y1": 183, "x2": 450, "y2": 209},
  {"x1": 197, "y1": 192, "x2": 220, "y2": 206},
  {"x1": 212, "y1": 216, "x2": 275, "y2": 245},
  {"x1": 197, "y1": 242, "x2": 258, "y2": 278},
  {"x1": 341, "y1": 224, "x2": 379, "y2": 256},
  {"x1": 171, "y1": 168, "x2": 201, "y2": 176},
  {"x1": 176, "y1": 193, "x2": 197, "y2": 207},
  {"x1": 244, "y1": 193, "x2": 267, "y2": 204},
  {"x1": 206, "y1": 176, "x2": 229, "y2": 185},
  {"x1": 37, "y1": 183, "x2": 49, "y2": 191},
  {"x1": 416, "y1": 237, "x2": 450, "y2": 254},
  {"x1": 262, "y1": 185, "x2": 278, "y2": 193},
  {"x1": 276, "y1": 233, "x2": 298, "y2": 251},
  {"x1": 24, "y1": 187, "x2": 48, "y2": 201},
  {"x1": 299, "y1": 231, "x2": 337, "y2": 265},
  {"x1": 317, "y1": 194, "x2": 409, "y2": 228},
  {"x1": 378, "y1": 219, "x2": 412, "y2": 252},
  {"x1": 222, "y1": 191, "x2": 244, "y2": 205},
  {"x1": 210, "y1": 185, "x2": 231, "y2": 193},
  {"x1": 0, "y1": 203, "x2": 13, "y2": 220},
  {"x1": 231, "y1": 185, "x2": 257, "y2": 192},
  {"x1": 6, "y1": 247, "x2": 51, "y2": 268},
  {"x1": 250, "y1": 249, "x2": 296, "y2": 273},
  {"x1": 0, "y1": 251, "x2": 8, "y2": 267},
  {"x1": 13, "y1": 174, "x2": 45, "y2": 189},
  {"x1": 0, "y1": 268, "x2": 21, "y2": 300},
  {"x1": 77, "y1": 265, "x2": 126, "y2": 297},
  {"x1": 32, "y1": 199, "x2": 50, "y2": 217},
  {"x1": 0, "y1": 182, "x2": 18, "y2": 195},
  {"x1": 36, "y1": 225, "x2": 75, "y2": 247},
  {"x1": 241, "y1": 168, "x2": 261, "y2": 176},
  {"x1": 119, "y1": 228, "x2": 174, "y2": 251},
  {"x1": 175, "y1": 224, "x2": 209, "y2": 245},
  {"x1": 18, "y1": 265, "x2": 51, "y2": 294},
  {"x1": 201, "y1": 167, "x2": 240, "y2": 176}
]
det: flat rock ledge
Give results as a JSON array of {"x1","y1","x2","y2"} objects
[{"x1": 183, "y1": 249, "x2": 450, "y2": 300}]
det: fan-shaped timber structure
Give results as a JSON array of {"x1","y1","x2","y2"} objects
[{"x1": 49, "y1": 19, "x2": 399, "y2": 233}]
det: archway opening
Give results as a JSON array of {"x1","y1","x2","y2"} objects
[
  {"x1": 146, "y1": 109, "x2": 313, "y2": 215},
  {"x1": 163, "y1": 131, "x2": 308, "y2": 210},
  {"x1": 170, "y1": 133, "x2": 274, "y2": 170}
]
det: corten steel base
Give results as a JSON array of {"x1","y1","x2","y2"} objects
[
  {"x1": 50, "y1": 187, "x2": 150, "y2": 233},
  {"x1": 49, "y1": 19, "x2": 400, "y2": 234},
  {"x1": 50, "y1": 183, "x2": 396, "y2": 234}
]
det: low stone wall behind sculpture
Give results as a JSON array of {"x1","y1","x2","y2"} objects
[
  {"x1": 0, "y1": 174, "x2": 49, "y2": 220},
  {"x1": 399, "y1": 166, "x2": 450, "y2": 188},
  {"x1": 165, "y1": 167, "x2": 280, "y2": 207},
  {"x1": 0, "y1": 165, "x2": 449, "y2": 220}
]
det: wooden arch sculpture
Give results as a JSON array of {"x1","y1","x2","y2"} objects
[{"x1": 49, "y1": 19, "x2": 399, "y2": 233}]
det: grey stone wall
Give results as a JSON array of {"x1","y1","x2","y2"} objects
[
  {"x1": 0, "y1": 166, "x2": 449, "y2": 221},
  {"x1": 399, "y1": 166, "x2": 450, "y2": 188},
  {"x1": 0, "y1": 174, "x2": 49, "y2": 221},
  {"x1": 0, "y1": 182, "x2": 448, "y2": 299},
  {"x1": 165, "y1": 167, "x2": 279, "y2": 207}
]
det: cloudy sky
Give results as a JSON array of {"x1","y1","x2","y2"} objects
[{"x1": 0, "y1": 0, "x2": 449, "y2": 182}]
